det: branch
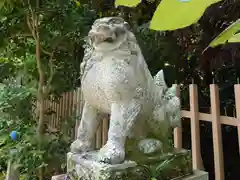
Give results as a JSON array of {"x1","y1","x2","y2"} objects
[
  {"x1": 26, "y1": 14, "x2": 37, "y2": 40},
  {"x1": 44, "y1": 51, "x2": 55, "y2": 97},
  {"x1": 10, "y1": 33, "x2": 33, "y2": 39},
  {"x1": 41, "y1": 47, "x2": 52, "y2": 56}
]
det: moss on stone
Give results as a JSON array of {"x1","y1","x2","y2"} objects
[{"x1": 108, "y1": 149, "x2": 192, "y2": 180}]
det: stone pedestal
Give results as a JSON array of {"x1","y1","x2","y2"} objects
[
  {"x1": 52, "y1": 171, "x2": 208, "y2": 180},
  {"x1": 51, "y1": 149, "x2": 208, "y2": 179},
  {"x1": 64, "y1": 149, "x2": 204, "y2": 180}
]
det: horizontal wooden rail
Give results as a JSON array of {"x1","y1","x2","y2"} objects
[{"x1": 181, "y1": 110, "x2": 240, "y2": 126}]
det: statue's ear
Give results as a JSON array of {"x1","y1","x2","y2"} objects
[
  {"x1": 154, "y1": 70, "x2": 167, "y2": 89},
  {"x1": 168, "y1": 84, "x2": 177, "y2": 95},
  {"x1": 124, "y1": 22, "x2": 131, "y2": 30}
]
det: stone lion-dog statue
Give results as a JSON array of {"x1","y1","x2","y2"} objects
[{"x1": 70, "y1": 17, "x2": 181, "y2": 165}]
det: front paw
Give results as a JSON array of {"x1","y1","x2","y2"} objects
[
  {"x1": 97, "y1": 142, "x2": 125, "y2": 164},
  {"x1": 70, "y1": 139, "x2": 93, "y2": 153}
]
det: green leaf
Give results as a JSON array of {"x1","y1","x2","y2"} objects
[
  {"x1": 74, "y1": 0, "x2": 80, "y2": 7},
  {"x1": 115, "y1": 0, "x2": 141, "y2": 7},
  {"x1": 208, "y1": 19, "x2": 240, "y2": 47},
  {"x1": 150, "y1": 0, "x2": 223, "y2": 31},
  {"x1": 0, "y1": 135, "x2": 8, "y2": 146},
  {"x1": 228, "y1": 33, "x2": 240, "y2": 43}
]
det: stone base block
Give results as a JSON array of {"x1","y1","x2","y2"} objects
[{"x1": 67, "y1": 151, "x2": 137, "y2": 180}]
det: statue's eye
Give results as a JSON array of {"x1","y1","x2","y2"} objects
[
  {"x1": 124, "y1": 22, "x2": 131, "y2": 30},
  {"x1": 111, "y1": 19, "x2": 116, "y2": 23},
  {"x1": 108, "y1": 18, "x2": 123, "y2": 24}
]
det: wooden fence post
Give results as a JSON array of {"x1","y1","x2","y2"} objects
[
  {"x1": 210, "y1": 84, "x2": 224, "y2": 180},
  {"x1": 75, "y1": 87, "x2": 83, "y2": 139},
  {"x1": 189, "y1": 84, "x2": 204, "y2": 170},
  {"x1": 234, "y1": 84, "x2": 240, "y2": 155},
  {"x1": 174, "y1": 84, "x2": 182, "y2": 149},
  {"x1": 96, "y1": 121, "x2": 102, "y2": 149},
  {"x1": 102, "y1": 116, "x2": 109, "y2": 146}
]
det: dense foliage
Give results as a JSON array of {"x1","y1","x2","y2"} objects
[
  {"x1": 0, "y1": 0, "x2": 96, "y2": 93},
  {"x1": 0, "y1": 83, "x2": 76, "y2": 179},
  {"x1": 0, "y1": 0, "x2": 96, "y2": 179}
]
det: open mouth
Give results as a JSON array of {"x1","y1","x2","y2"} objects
[{"x1": 102, "y1": 37, "x2": 114, "y2": 43}]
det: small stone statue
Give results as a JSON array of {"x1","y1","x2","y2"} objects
[
  {"x1": 6, "y1": 131, "x2": 19, "y2": 180},
  {"x1": 71, "y1": 17, "x2": 181, "y2": 165}
]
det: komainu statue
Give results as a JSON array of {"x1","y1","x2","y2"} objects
[{"x1": 70, "y1": 17, "x2": 181, "y2": 165}]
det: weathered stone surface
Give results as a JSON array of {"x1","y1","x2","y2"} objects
[
  {"x1": 138, "y1": 138, "x2": 163, "y2": 154},
  {"x1": 66, "y1": 149, "x2": 195, "y2": 180},
  {"x1": 51, "y1": 174, "x2": 66, "y2": 180},
  {"x1": 67, "y1": 151, "x2": 137, "y2": 180}
]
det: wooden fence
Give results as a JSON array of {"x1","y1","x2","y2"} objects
[
  {"x1": 44, "y1": 84, "x2": 240, "y2": 180},
  {"x1": 43, "y1": 90, "x2": 83, "y2": 133}
]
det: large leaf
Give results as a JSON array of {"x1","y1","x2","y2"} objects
[
  {"x1": 208, "y1": 19, "x2": 240, "y2": 47},
  {"x1": 228, "y1": 33, "x2": 240, "y2": 43},
  {"x1": 150, "y1": 0, "x2": 223, "y2": 31},
  {"x1": 115, "y1": 0, "x2": 141, "y2": 7}
]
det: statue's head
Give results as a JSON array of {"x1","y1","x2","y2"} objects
[{"x1": 88, "y1": 17, "x2": 131, "y2": 51}]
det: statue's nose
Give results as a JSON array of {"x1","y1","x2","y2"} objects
[{"x1": 97, "y1": 25, "x2": 111, "y2": 32}]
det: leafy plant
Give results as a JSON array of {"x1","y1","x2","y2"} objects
[
  {"x1": 114, "y1": 0, "x2": 223, "y2": 31},
  {"x1": 0, "y1": 83, "x2": 76, "y2": 179},
  {"x1": 206, "y1": 19, "x2": 240, "y2": 49},
  {"x1": 115, "y1": 0, "x2": 141, "y2": 7},
  {"x1": 150, "y1": 0, "x2": 223, "y2": 31}
]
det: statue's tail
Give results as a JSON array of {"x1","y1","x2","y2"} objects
[
  {"x1": 153, "y1": 70, "x2": 168, "y2": 90},
  {"x1": 165, "y1": 85, "x2": 181, "y2": 128},
  {"x1": 153, "y1": 70, "x2": 181, "y2": 128}
]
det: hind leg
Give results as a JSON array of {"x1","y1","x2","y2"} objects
[{"x1": 71, "y1": 102, "x2": 100, "y2": 153}]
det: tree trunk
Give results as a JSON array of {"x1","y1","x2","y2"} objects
[{"x1": 35, "y1": 29, "x2": 45, "y2": 180}]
